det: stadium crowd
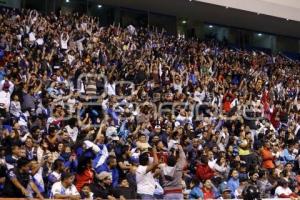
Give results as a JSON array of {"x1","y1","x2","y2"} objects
[{"x1": 0, "y1": 7, "x2": 300, "y2": 200}]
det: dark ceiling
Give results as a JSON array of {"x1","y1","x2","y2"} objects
[{"x1": 99, "y1": 0, "x2": 300, "y2": 39}]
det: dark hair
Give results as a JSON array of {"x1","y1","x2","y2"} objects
[
  {"x1": 17, "y1": 157, "x2": 30, "y2": 168},
  {"x1": 200, "y1": 155, "x2": 208, "y2": 164},
  {"x1": 77, "y1": 157, "x2": 92, "y2": 174},
  {"x1": 190, "y1": 177, "x2": 200, "y2": 188},
  {"x1": 107, "y1": 155, "x2": 116, "y2": 165},
  {"x1": 61, "y1": 172, "x2": 74, "y2": 181},
  {"x1": 277, "y1": 178, "x2": 288, "y2": 187},
  {"x1": 281, "y1": 169, "x2": 288, "y2": 177},
  {"x1": 139, "y1": 152, "x2": 149, "y2": 166},
  {"x1": 216, "y1": 155, "x2": 226, "y2": 165},
  {"x1": 167, "y1": 154, "x2": 177, "y2": 167},
  {"x1": 53, "y1": 159, "x2": 64, "y2": 171}
]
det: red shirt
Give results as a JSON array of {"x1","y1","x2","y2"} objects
[
  {"x1": 196, "y1": 164, "x2": 214, "y2": 181},
  {"x1": 75, "y1": 168, "x2": 94, "y2": 191},
  {"x1": 261, "y1": 147, "x2": 275, "y2": 169},
  {"x1": 203, "y1": 187, "x2": 215, "y2": 199}
]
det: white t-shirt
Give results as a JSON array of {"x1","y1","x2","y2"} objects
[
  {"x1": 29, "y1": 32, "x2": 36, "y2": 42},
  {"x1": 51, "y1": 181, "x2": 79, "y2": 198},
  {"x1": 275, "y1": 186, "x2": 292, "y2": 197},
  {"x1": 0, "y1": 91, "x2": 11, "y2": 111},
  {"x1": 36, "y1": 38, "x2": 44, "y2": 45},
  {"x1": 208, "y1": 159, "x2": 217, "y2": 170},
  {"x1": 136, "y1": 165, "x2": 156, "y2": 195},
  {"x1": 61, "y1": 35, "x2": 69, "y2": 50},
  {"x1": 105, "y1": 82, "x2": 116, "y2": 96},
  {"x1": 65, "y1": 125, "x2": 79, "y2": 142}
]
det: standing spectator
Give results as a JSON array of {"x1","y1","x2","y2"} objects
[
  {"x1": 260, "y1": 141, "x2": 275, "y2": 170},
  {"x1": 136, "y1": 147, "x2": 158, "y2": 199},
  {"x1": 160, "y1": 144, "x2": 186, "y2": 200},
  {"x1": 196, "y1": 155, "x2": 215, "y2": 181}
]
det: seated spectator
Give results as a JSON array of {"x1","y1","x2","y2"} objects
[
  {"x1": 188, "y1": 178, "x2": 204, "y2": 199},
  {"x1": 275, "y1": 178, "x2": 298, "y2": 198},
  {"x1": 257, "y1": 170, "x2": 273, "y2": 198},
  {"x1": 90, "y1": 171, "x2": 115, "y2": 199},
  {"x1": 50, "y1": 172, "x2": 80, "y2": 199},
  {"x1": 47, "y1": 159, "x2": 65, "y2": 192},
  {"x1": 227, "y1": 169, "x2": 240, "y2": 198},
  {"x1": 75, "y1": 157, "x2": 94, "y2": 192},
  {"x1": 113, "y1": 177, "x2": 137, "y2": 199},
  {"x1": 96, "y1": 155, "x2": 119, "y2": 188},
  {"x1": 3, "y1": 158, "x2": 43, "y2": 199},
  {"x1": 202, "y1": 179, "x2": 215, "y2": 199},
  {"x1": 80, "y1": 184, "x2": 93, "y2": 200}
]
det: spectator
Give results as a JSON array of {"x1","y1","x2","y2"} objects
[
  {"x1": 113, "y1": 177, "x2": 137, "y2": 199},
  {"x1": 260, "y1": 141, "x2": 275, "y2": 170},
  {"x1": 47, "y1": 159, "x2": 65, "y2": 193},
  {"x1": 257, "y1": 170, "x2": 273, "y2": 198},
  {"x1": 89, "y1": 171, "x2": 115, "y2": 199},
  {"x1": 96, "y1": 155, "x2": 119, "y2": 188},
  {"x1": 3, "y1": 158, "x2": 43, "y2": 199},
  {"x1": 227, "y1": 169, "x2": 240, "y2": 198},
  {"x1": 136, "y1": 147, "x2": 158, "y2": 199},
  {"x1": 188, "y1": 178, "x2": 204, "y2": 199},
  {"x1": 50, "y1": 172, "x2": 80, "y2": 199},
  {"x1": 80, "y1": 184, "x2": 93, "y2": 200},
  {"x1": 274, "y1": 178, "x2": 298, "y2": 198},
  {"x1": 160, "y1": 144, "x2": 186, "y2": 200},
  {"x1": 202, "y1": 179, "x2": 215, "y2": 199},
  {"x1": 75, "y1": 157, "x2": 94, "y2": 192},
  {"x1": 196, "y1": 155, "x2": 214, "y2": 181}
]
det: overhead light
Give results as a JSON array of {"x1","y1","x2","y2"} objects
[
  {"x1": 225, "y1": 6, "x2": 229, "y2": 9},
  {"x1": 286, "y1": 18, "x2": 289, "y2": 21},
  {"x1": 66, "y1": 0, "x2": 69, "y2": 2},
  {"x1": 182, "y1": 20, "x2": 187, "y2": 24},
  {"x1": 257, "y1": 33, "x2": 262, "y2": 36},
  {"x1": 189, "y1": 0, "x2": 192, "y2": 1},
  {"x1": 209, "y1": 25, "x2": 213, "y2": 28},
  {"x1": 98, "y1": 4, "x2": 102, "y2": 8},
  {"x1": 257, "y1": 13, "x2": 260, "y2": 15}
]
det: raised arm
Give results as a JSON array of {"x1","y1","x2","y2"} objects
[
  {"x1": 146, "y1": 146, "x2": 158, "y2": 173},
  {"x1": 177, "y1": 144, "x2": 187, "y2": 168}
]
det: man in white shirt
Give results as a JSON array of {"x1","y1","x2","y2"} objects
[
  {"x1": 274, "y1": 178, "x2": 296, "y2": 198},
  {"x1": 135, "y1": 147, "x2": 159, "y2": 200},
  {"x1": 50, "y1": 172, "x2": 80, "y2": 199},
  {"x1": 60, "y1": 33, "x2": 69, "y2": 50},
  {"x1": 0, "y1": 83, "x2": 12, "y2": 112}
]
